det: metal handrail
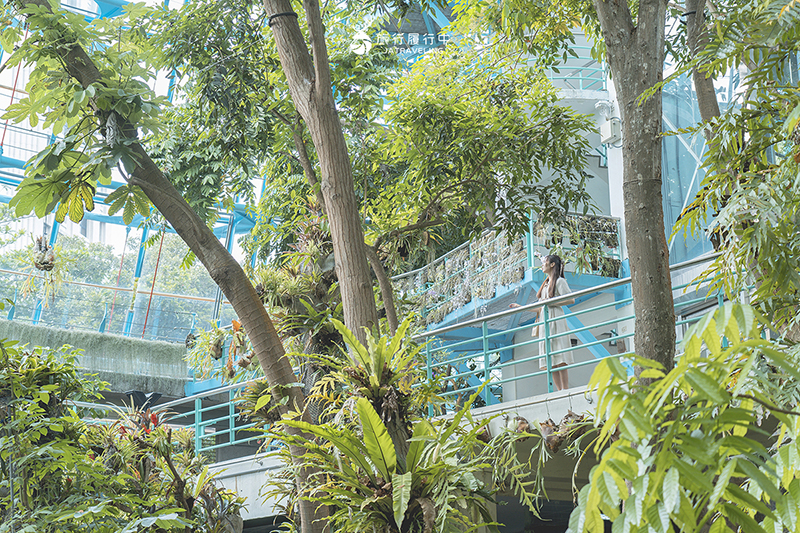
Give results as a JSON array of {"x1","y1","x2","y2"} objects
[{"x1": 418, "y1": 252, "x2": 722, "y2": 405}]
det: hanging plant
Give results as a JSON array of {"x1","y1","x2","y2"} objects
[
  {"x1": 33, "y1": 235, "x2": 55, "y2": 271},
  {"x1": 19, "y1": 235, "x2": 74, "y2": 306},
  {"x1": 184, "y1": 320, "x2": 258, "y2": 382}
]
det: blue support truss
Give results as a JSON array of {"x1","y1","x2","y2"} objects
[{"x1": 124, "y1": 227, "x2": 149, "y2": 336}]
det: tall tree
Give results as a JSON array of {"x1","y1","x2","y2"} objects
[
  {"x1": 0, "y1": 2, "x2": 326, "y2": 531},
  {"x1": 673, "y1": 0, "x2": 800, "y2": 339},
  {"x1": 455, "y1": 0, "x2": 676, "y2": 373},
  {"x1": 262, "y1": 0, "x2": 379, "y2": 342},
  {"x1": 592, "y1": 0, "x2": 675, "y2": 374}
]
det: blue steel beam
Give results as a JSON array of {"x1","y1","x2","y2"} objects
[
  {"x1": 0, "y1": 153, "x2": 29, "y2": 169},
  {"x1": 123, "y1": 227, "x2": 149, "y2": 336},
  {"x1": 94, "y1": 0, "x2": 129, "y2": 18},
  {"x1": 48, "y1": 220, "x2": 60, "y2": 245},
  {"x1": 563, "y1": 312, "x2": 611, "y2": 359}
]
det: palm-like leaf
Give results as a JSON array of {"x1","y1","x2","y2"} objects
[{"x1": 357, "y1": 397, "x2": 397, "y2": 480}]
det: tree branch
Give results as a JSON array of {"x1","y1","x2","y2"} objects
[
  {"x1": 591, "y1": 0, "x2": 635, "y2": 51},
  {"x1": 685, "y1": 0, "x2": 720, "y2": 133},
  {"x1": 372, "y1": 218, "x2": 445, "y2": 254},
  {"x1": 738, "y1": 394, "x2": 800, "y2": 417},
  {"x1": 303, "y1": 0, "x2": 332, "y2": 99},
  {"x1": 364, "y1": 245, "x2": 398, "y2": 334},
  {"x1": 425, "y1": 177, "x2": 494, "y2": 218}
]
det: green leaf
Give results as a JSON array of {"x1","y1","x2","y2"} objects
[
  {"x1": 132, "y1": 189, "x2": 150, "y2": 216},
  {"x1": 406, "y1": 419, "x2": 434, "y2": 471},
  {"x1": 55, "y1": 200, "x2": 69, "y2": 223},
  {"x1": 330, "y1": 318, "x2": 372, "y2": 371},
  {"x1": 785, "y1": 102, "x2": 800, "y2": 132},
  {"x1": 68, "y1": 190, "x2": 85, "y2": 222},
  {"x1": 709, "y1": 458, "x2": 736, "y2": 506},
  {"x1": 104, "y1": 186, "x2": 129, "y2": 205},
  {"x1": 10, "y1": 175, "x2": 68, "y2": 217},
  {"x1": 254, "y1": 394, "x2": 271, "y2": 412},
  {"x1": 684, "y1": 368, "x2": 727, "y2": 404},
  {"x1": 107, "y1": 195, "x2": 126, "y2": 216},
  {"x1": 193, "y1": 466, "x2": 210, "y2": 499},
  {"x1": 442, "y1": 384, "x2": 486, "y2": 441},
  {"x1": 723, "y1": 484, "x2": 774, "y2": 521},
  {"x1": 79, "y1": 184, "x2": 94, "y2": 211},
  {"x1": 737, "y1": 458, "x2": 783, "y2": 504},
  {"x1": 719, "y1": 502, "x2": 768, "y2": 533},
  {"x1": 606, "y1": 356, "x2": 627, "y2": 380},
  {"x1": 392, "y1": 471, "x2": 412, "y2": 528},
  {"x1": 357, "y1": 397, "x2": 396, "y2": 479},
  {"x1": 598, "y1": 470, "x2": 620, "y2": 506},
  {"x1": 123, "y1": 197, "x2": 135, "y2": 225},
  {"x1": 282, "y1": 419, "x2": 376, "y2": 483},
  {"x1": 662, "y1": 468, "x2": 680, "y2": 513}
]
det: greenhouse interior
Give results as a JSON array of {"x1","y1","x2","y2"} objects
[{"x1": 1, "y1": 0, "x2": 800, "y2": 532}]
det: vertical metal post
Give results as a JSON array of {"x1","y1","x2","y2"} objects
[
  {"x1": 48, "y1": 220, "x2": 60, "y2": 246},
  {"x1": 229, "y1": 388, "x2": 236, "y2": 445},
  {"x1": 194, "y1": 397, "x2": 202, "y2": 454},
  {"x1": 124, "y1": 228, "x2": 149, "y2": 336},
  {"x1": 31, "y1": 300, "x2": 43, "y2": 325},
  {"x1": 426, "y1": 341, "x2": 433, "y2": 417},
  {"x1": 717, "y1": 291, "x2": 728, "y2": 348},
  {"x1": 98, "y1": 303, "x2": 108, "y2": 332},
  {"x1": 482, "y1": 321, "x2": 491, "y2": 405},
  {"x1": 544, "y1": 305, "x2": 553, "y2": 393},
  {"x1": 7, "y1": 289, "x2": 16, "y2": 320},
  {"x1": 527, "y1": 210, "x2": 535, "y2": 269}
]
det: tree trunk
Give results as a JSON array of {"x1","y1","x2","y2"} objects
[
  {"x1": 264, "y1": 0, "x2": 379, "y2": 344},
  {"x1": 129, "y1": 155, "x2": 328, "y2": 533},
  {"x1": 592, "y1": 0, "x2": 676, "y2": 375},
  {"x1": 283, "y1": 113, "x2": 399, "y2": 335},
  {"x1": 18, "y1": 2, "x2": 327, "y2": 531},
  {"x1": 365, "y1": 245, "x2": 399, "y2": 334},
  {"x1": 685, "y1": 0, "x2": 721, "y2": 131}
]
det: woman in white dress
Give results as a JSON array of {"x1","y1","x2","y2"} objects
[{"x1": 534, "y1": 255, "x2": 574, "y2": 391}]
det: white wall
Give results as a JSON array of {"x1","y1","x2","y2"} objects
[{"x1": 502, "y1": 292, "x2": 628, "y2": 401}]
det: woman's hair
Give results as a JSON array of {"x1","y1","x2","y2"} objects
[{"x1": 536, "y1": 255, "x2": 564, "y2": 300}]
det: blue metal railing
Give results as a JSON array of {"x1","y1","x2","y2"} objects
[
  {"x1": 540, "y1": 44, "x2": 607, "y2": 92},
  {"x1": 415, "y1": 253, "x2": 720, "y2": 409},
  {"x1": 73, "y1": 377, "x2": 268, "y2": 457},
  {"x1": 0, "y1": 268, "x2": 235, "y2": 343},
  {"x1": 73, "y1": 254, "x2": 721, "y2": 462}
]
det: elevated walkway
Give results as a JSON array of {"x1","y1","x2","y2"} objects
[
  {"x1": 413, "y1": 253, "x2": 719, "y2": 406},
  {"x1": 73, "y1": 252, "x2": 719, "y2": 521}
]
